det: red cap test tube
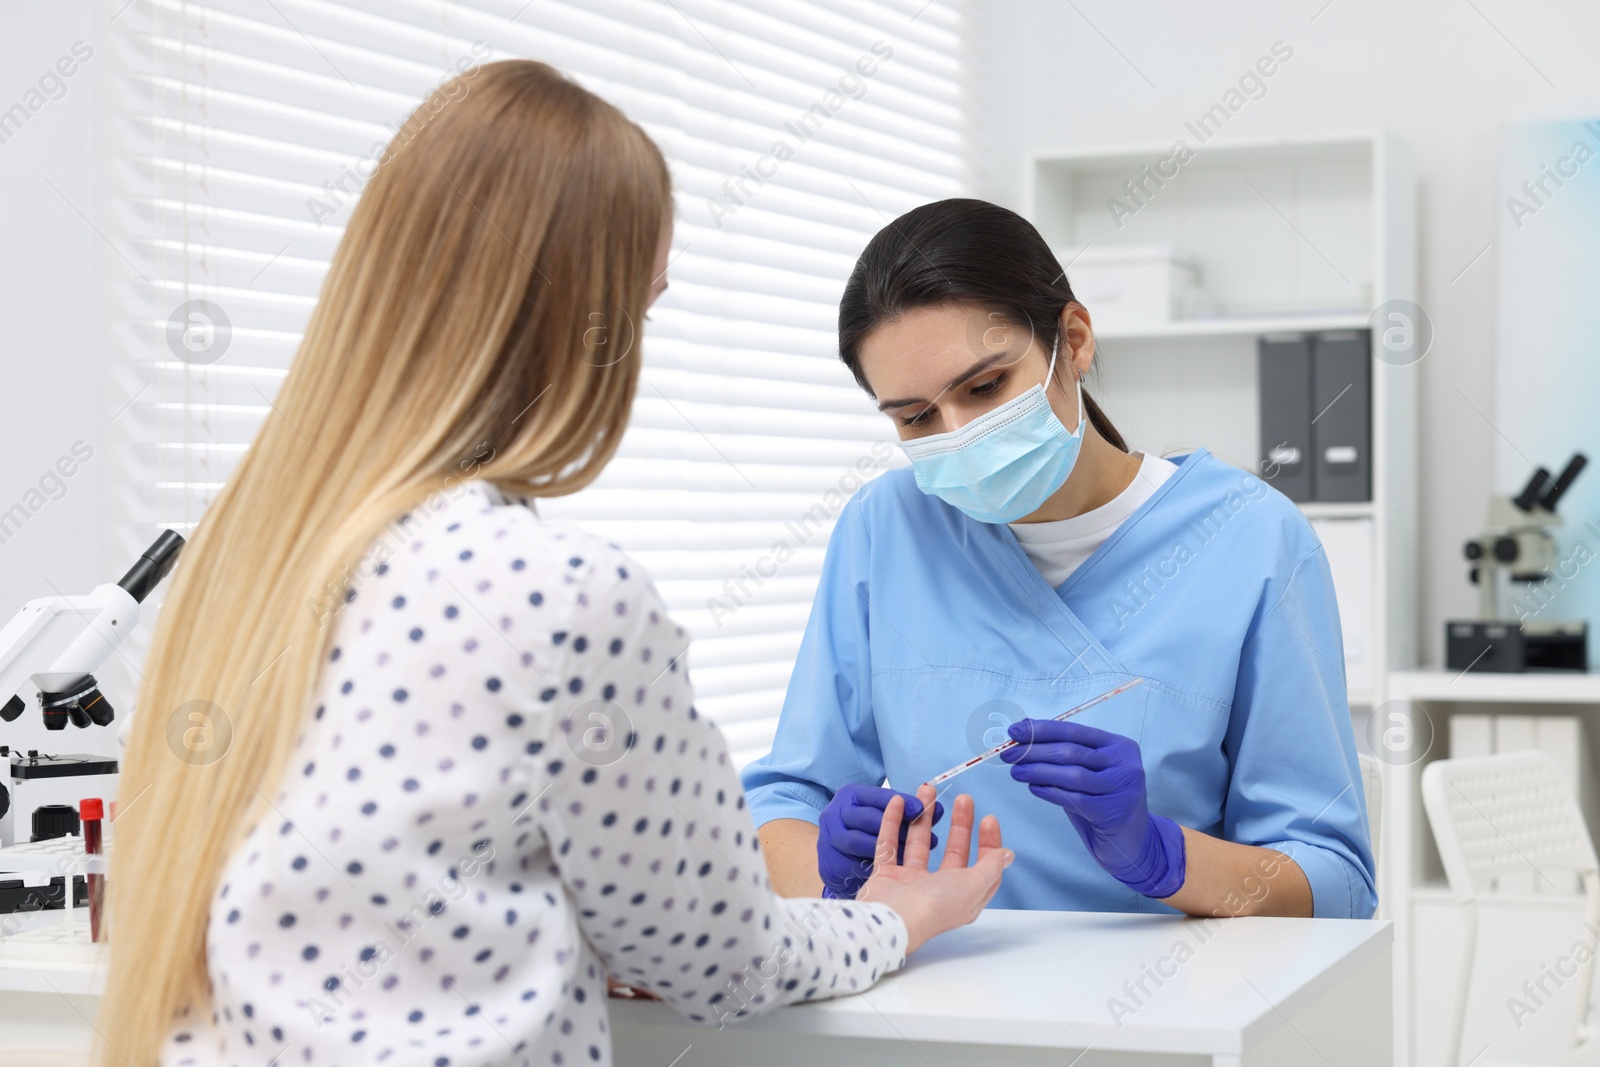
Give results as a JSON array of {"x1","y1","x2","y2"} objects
[{"x1": 79, "y1": 798, "x2": 104, "y2": 943}]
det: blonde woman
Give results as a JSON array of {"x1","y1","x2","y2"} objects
[{"x1": 98, "y1": 60, "x2": 1011, "y2": 1067}]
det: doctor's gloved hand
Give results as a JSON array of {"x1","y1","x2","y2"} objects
[
  {"x1": 817, "y1": 783, "x2": 945, "y2": 899},
  {"x1": 999, "y1": 719, "x2": 1186, "y2": 899}
]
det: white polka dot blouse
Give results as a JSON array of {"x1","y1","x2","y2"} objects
[{"x1": 159, "y1": 481, "x2": 908, "y2": 1066}]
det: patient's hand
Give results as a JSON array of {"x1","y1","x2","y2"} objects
[{"x1": 856, "y1": 784, "x2": 1011, "y2": 955}]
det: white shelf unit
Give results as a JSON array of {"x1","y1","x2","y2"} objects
[
  {"x1": 1093, "y1": 311, "x2": 1372, "y2": 341},
  {"x1": 1027, "y1": 132, "x2": 1419, "y2": 1062},
  {"x1": 1024, "y1": 131, "x2": 1418, "y2": 713},
  {"x1": 1386, "y1": 670, "x2": 1600, "y2": 1067}
]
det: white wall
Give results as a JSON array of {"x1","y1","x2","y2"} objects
[
  {"x1": 967, "y1": 0, "x2": 1600, "y2": 667},
  {"x1": 0, "y1": 0, "x2": 117, "y2": 760},
  {"x1": 6, "y1": 0, "x2": 1600, "y2": 747},
  {"x1": 1494, "y1": 119, "x2": 1600, "y2": 662}
]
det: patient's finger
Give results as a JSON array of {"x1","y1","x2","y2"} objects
[
  {"x1": 938, "y1": 794, "x2": 976, "y2": 870},
  {"x1": 975, "y1": 814, "x2": 1006, "y2": 908},
  {"x1": 971, "y1": 836, "x2": 1013, "y2": 912},
  {"x1": 975, "y1": 812, "x2": 1003, "y2": 858},
  {"x1": 873, "y1": 794, "x2": 906, "y2": 873},
  {"x1": 902, "y1": 783, "x2": 937, "y2": 871}
]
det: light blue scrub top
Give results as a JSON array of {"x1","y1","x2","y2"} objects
[{"x1": 740, "y1": 449, "x2": 1377, "y2": 919}]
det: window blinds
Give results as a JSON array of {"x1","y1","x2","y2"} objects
[{"x1": 109, "y1": 0, "x2": 965, "y2": 766}]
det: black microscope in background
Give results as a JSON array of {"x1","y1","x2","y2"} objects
[{"x1": 1448, "y1": 453, "x2": 1590, "y2": 672}]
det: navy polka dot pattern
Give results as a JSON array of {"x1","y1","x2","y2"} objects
[{"x1": 159, "y1": 482, "x2": 907, "y2": 1067}]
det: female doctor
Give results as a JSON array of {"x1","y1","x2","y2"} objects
[{"x1": 742, "y1": 198, "x2": 1376, "y2": 920}]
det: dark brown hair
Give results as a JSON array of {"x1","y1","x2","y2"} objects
[{"x1": 837, "y1": 197, "x2": 1127, "y2": 451}]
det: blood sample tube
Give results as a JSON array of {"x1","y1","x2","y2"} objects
[{"x1": 80, "y1": 798, "x2": 105, "y2": 943}]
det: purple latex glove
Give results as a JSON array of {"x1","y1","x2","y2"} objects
[
  {"x1": 817, "y1": 783, "x2": 945, "y2": 899},
  {"x1": 1000, "y1": 718, "x2": 1186, "y2": 899}
]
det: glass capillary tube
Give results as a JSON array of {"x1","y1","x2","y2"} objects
[{"x1": 922, "y1": 677, "x2": 1145, "y2": 788}]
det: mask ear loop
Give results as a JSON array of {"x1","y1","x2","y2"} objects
[
  {"x1": 1046, "y1": 333, "x2": 1086, "y2": 435},
  {"x1": 1073, "y1": 371, "x2": 1085, "y2": 435}
]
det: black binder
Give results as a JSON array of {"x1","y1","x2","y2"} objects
[
  {"x1": 1310, "y1": 331, "x2": 1372, "y2": 502},
  {"x1": 1257, "y1": 334, "x2": 1313, "y2": 502}
]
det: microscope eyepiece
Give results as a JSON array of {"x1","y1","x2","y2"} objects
[
  {"x1": 117, "y1": 529, "x2": 186, "y2": 604},
  {"x1": 1513, "y1": 468, "x2": 1553, "y2": 513},
  {"x1": 1539, "y1": 453, "x2": 1588, "y2": 513}
]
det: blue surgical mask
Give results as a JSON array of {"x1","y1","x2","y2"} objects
[{"x1": 899, "y1": 343, "x2": 1084, "y2": 524}]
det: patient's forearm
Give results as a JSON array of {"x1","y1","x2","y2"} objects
[
  {"x1": 757, "y1": 818, "x2": 824, "y2": 897},
  {"x1": 1160, "y1": 827, "x2": 1313, "y2": 917}
]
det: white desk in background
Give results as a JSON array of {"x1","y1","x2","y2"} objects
[{"x1": 612, "y1": 909, "x2": 1393, "y2": 1067}]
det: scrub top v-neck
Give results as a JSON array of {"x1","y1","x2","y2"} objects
[
  {"x1": 740, "y1": 449, "x2": 1376, "y2": 919},
  {"x1": 1008, "y1": 451, "x2": 1177, "y2": 588}
]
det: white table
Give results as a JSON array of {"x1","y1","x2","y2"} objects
[
  {"x1": 611, "y1": 909, "x2": 1392, "y2": 1067},
  {"x1": 0, "y1": 909, "x2": 105, "y2": 1056},
  {"x1": 0, "y1": 908, "x2": 1392, "y2": 1065}
]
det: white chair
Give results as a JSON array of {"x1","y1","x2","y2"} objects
[
  {"x1": 1422, "y1": 751, "x2": 1600, "y2": 1066},
  {"x1": 1359, "y1": 752, "x2": 1383, "y2": 863}
]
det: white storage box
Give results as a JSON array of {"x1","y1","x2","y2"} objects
[{"x1": 1053, "y1": 243, "x2": 1201, "y2": 329}]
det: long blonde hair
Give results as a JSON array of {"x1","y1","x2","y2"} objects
[{"x1": 97, "y1": 60, "x2": 671, "y2": 1065}]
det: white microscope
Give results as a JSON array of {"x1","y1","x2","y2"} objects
[{"x1": 0, "y1": 531, "x2": 184, "y2": 853}]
